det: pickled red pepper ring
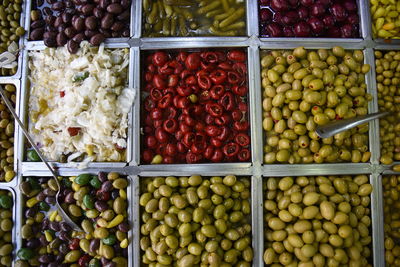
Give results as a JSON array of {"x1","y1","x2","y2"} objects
[
  {"x1": 232, "y1": 85, "x2": 248, "y2": 96},
  {"x1": 210, "y1": 69, "x2": 227, "y2": 84},
  {"x1": 227, "y1": 71, "x2": 241, "y2": 84},
  {"x1": 158, "y1": 94, "x2": 172, "y2": 109},
  {"x1": 228, "y1": 50, "x2": 246, "y2": 62},
  {"x1": 144, "y1": 98, "x2": 156, "y2": 111},
  {"x1": 219, "y1": 92, "x2": 235, "y2": 111},
  {"x1": 233, "y1": 62, "x2": 247, "y2": 75},
  {"x1": 210, "y1": 85, "x2": 225, "y2": 100},
  {"x1": 238, "y1": 148, "x2": 251, "y2": 161},
  {"x1": 150, "y1": 88, "x2": 163, "y2": 101},
  {"x1": 223, "y1": 142, "x2": 240, "y2": 157},
  {"x1": 198, "y1": 75, "x2": 212, "y2": 90},
  {"x1": 235, "y1": 133, "x2": 250, "y2": 147},
  {"x1": 207, "y1": 103, "x2": 224, "y2": 117},
  {"x1": 201, "y1": 51, "x2": 219, "y2": 63},
  {"x1": 163, "y1": 119, "x2": 178, "y2": 133},
  {"x1": 218, "y1": 62, "x2": 233, "y2": 70}
]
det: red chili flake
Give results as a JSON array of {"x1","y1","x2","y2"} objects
[
  {"x1": 60, "y1": 91, "x2": 65, "y2": 97},
  {"x1": 67, "y1": 127, "x2": 81, "y2": 136}
]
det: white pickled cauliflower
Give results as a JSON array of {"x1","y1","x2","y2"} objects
[{"x1": 28, "y1": 42, "x2": 133, "y2": 162}]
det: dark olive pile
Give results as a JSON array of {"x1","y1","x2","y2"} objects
[{"x1": 29, "y1": 0, "x2": 131, "y2": 53}]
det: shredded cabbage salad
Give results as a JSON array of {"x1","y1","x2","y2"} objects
[{"x1": 28, "y1": 42, "x2": 134, "y2": 163}]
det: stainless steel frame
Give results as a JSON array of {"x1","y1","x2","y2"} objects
[{"x1": 2, "y1": 0, "x2": 400, "y2": 266}]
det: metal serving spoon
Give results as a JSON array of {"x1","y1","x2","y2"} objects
[
  {"x1": 315, "y1": 111, "x2": 390, "y2": 139},
  {"x1": 0, "y1": 86, "x2": 83, "y2": 232}
]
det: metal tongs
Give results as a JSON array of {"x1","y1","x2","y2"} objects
[
  {"x1": 0, "y1": 86, "x2": 83, "y2": 232},
  {"x1": 316, "y1": 111, "x2": 390, "y2": 139}
]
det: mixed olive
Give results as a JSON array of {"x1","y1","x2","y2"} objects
[
  {"x1": 140, "y1": 175, "x2": 253, "y2": 266},
  {"x1": 30, "y1": 0, "x2": 131, "y2": 53},
  {"x1": 370, "y1": 0, "x2": 400, "y2": 39},
  {"x1": 141, "y1": 49, "x2": 250, "y2": 164},
  {"x1": 0, "y1": 190, "x2": 13, "y2": 267},
  {"x1": 375, "y1": 50, "x2": 400, "y2": 165},
  {"x1": 0, "y1": 84, "x2": 15, "y2": 182},
  {"x1": 143, "y1": 0, "x2": 246, "y2": 37},
  {"x1": 383, "y1": 175, "x2": 400, "y2": 266},
  {"x1": 0, "y1": 0, "x2": 25, "y2": 76},
  {"x1": 16, "y1": 172, "x2": 130, "y2": 266},
  {"x1": 261, "y1": 46, "x2": 372, "y2": 164},
  {"x1": 264, "y1": 175, "x2": 373, "y2": 266}
]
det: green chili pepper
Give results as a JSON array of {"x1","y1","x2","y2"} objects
[
  {"x1": 27, "y1": 149, "x2": 40, "y2": 162},
  {"x1": 0, "y1": 195, "x2": 11, "y2": 209},
  {"x1": 26, "y1": 177, "x2": 41, "y2": 190},
  {"x1": 62, "y1": 177, "x2": 72, "y2": 188},
  {"x1": 83, "y1": 194, "x2": 94, "y2": 210},
  {"x1": 72, "y1": 71, "x2": 89, "y2": 82},
  {"x1": 17, "y1": 248, "x2": 34, "y2": 260},
  {"x1": 102, "y1": 234, "x2": 117, "y2": 246},
  {"x1": 74, "y1": 174, "x2": 91, "y2": 185},
  {"x1": 39, "y1": 201, "x2": 50, "y2": 211},
  {"x1": 90, "y1": 176, "x2": 101, "y2": 189}
]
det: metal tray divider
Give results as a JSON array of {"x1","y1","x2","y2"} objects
[
  {"x1": 365, "y1": 47, "x2": 381, "y2": 165},
  {"x1": 371, "y1": 173, "x2": 385, "y2": 267},
  {"x1": 360, "y1": 0, "x2": 373, "y2": 40},
  {"x1": 0, "y1": 185, "x2": 18, "y2": 264},
  {"x1": 131, "y1": 175, "x2": 140, "y2": 267},
  {"x1": 249, "y1": 45, "x2": 263, "y2": 167},
  {"x1": 246, "y1": 0, "x2": 258, "y2": 37},
  {"x1": 130, "y1": 47, "x2": 140, "y2": 166},
  {"x1": 251, "y1": 175, "x2": 263, "y2": 267}
]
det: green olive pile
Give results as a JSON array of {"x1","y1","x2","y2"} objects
[
  {"x1": 0, "y1": 190, "x2": 13, "y2": 267},
  {"x1": 375, "y1": 50, "x2": 400, "y2": 165},
  {"x1": 264, "y1": 175, "x2": 373, "y2": 266},
  {"x1": 17, "y1": 173, "x2": 130, "y2": 266},
  {"x1": 0, "y1": 0, "x2": 24, "y2": 76},
  {"x1": 0, "y1": 84, "x2": 15, "y2": 183},
  {"x1": 140, "y1": 175, "x2": 253, "y2": 266},
  {"x1": 383, "y1": 175, "x2": 400, "y2": 266},
  {"x1": 261, "y1": 47, "x2": 372, "y2": 164}
]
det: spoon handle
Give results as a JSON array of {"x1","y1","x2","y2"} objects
[{"x1": 315, "y1": 111, "x2": 390, "y2": 139}]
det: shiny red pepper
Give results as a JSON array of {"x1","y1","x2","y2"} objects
[
  {"x1": 165, "y1": 143, "x2": 177, "y2": 156},
  {"x1": 207, "y1": 103, "x2": 223, "y2": 117},
  {"x1": 216, "y1": 126, "x2": 230, "y2": 141},
  {"x1": 184, "y1": 115, "x2": 196, "y2": 127},
  {"x1": 185, "y1": 53, "x2": 201, "y2": 70},
  {"x1": 198, "y1": 75, "x2": 212, "y2": 90},
  {"x1": 210, "y1": 137, "x2": 223, "y2": 147},
  {"x1": 158, "y1": 94, "x2": 173, "y2": 109},
  {"x1": 153, "y1": 119, "x2": 163, "y2": 128},
  {"x1": 177, "y1": 97, "x2": 190, "y2": 109},
  {"x1": 180, "y1": 69, "x2": 191, "y2": 80},
  {"x1": 175, "y1": 130, "x2": 184, "y2": 141},
  {"x1": 177, "y1": 142, "x2": 187, "y2": 153},
  {"x1": 191, "y1": 141, "x2": 207, "y2": 154},
  {"x1": 145, "y1": 135, "x2": 158, "y2": 148},
  {"x1": 155, "y1": 127, "x2": 169, "y2": 143},
  {"x1": 147, "y1": 64, "x2": 156, "y2": 73},
  {"x1": 150, "y1": 88, "x2": 163, "y2": 101},
  {"x1": 144, "y1": 114, "x2": 153, "y2": 126},
  {"x1": 145, "y1": 72, "x2": 153, "y2": 82},
  {"x1": 215, "y1": 113, "x2": 231, "y2": 126},
  {"x1": 159, "y1": 64, "x2": 174, "y2": 75},
  {"x1": 238, "y1": 148, "x2": 251, "y2": 161},
  {"x1": 204, "y1": 145, "x2": 215, "y2": 159},
  {"x1": 59, "y1": 91, "x2": 65, "y2": 98},
  {"x1": 204, "y1": 114, "x2": 215, "y2": 125},
  {"x1": 186, "y1": 151, "x2": 202, "y2": 163},
  {"x1": 182, "y1": 132, "x2": 195, "y2": 147},
  {"x1": 235, "y1": 133, "x2": 250, "y2": 147},
  {"x1": 177, "y1": 86, "x2": 192, "y2": 97},
  {"x1": 177, "y1": 51, "x2": 188, "y2": 62},
  {"x1": 194, "y1": 121, "x2": 205, "y2": 132},
  {"x1": 153, "y1": 74, "x2": 167, "y2": 89},
  {"x1": 156, "y1": 143, "x2": 167, "y2": 156},
  {"x1": 199, "y1": 90, "x2": 211, "y2": 103},
  {"x1": 200, "y1": 61, "x2": 216, "y2": 71},
  {"x1": 232, "y1": 85, "x2": 248, "y2": 96},
  {"x1": 228, "y1": 50, "x2": 246, "y2": 62},
  {"x1": 168, "y1": 74, "x2": 179, "y2": 87},
  {"x1": 231, "y1": 110, "x2": 243, "y2": 121},
  {"x1": 210, "y1": 69, "x2": 227, "y2": 85},
  {"x1": 233, "y1": 121, "x2": 250, "y2": 131},
  {"x1": 210, "y1": 85, "x2": 225, "y2": 100},
  {"x1": 227, "y1": 71, "x2": 241, "y2": 84},
  {"x1": 78, "y1": 255, "x2": 91, "y2": 266},
  {"x1": 233, "y1": 62, "x2": 247, "y2": 76},
  {"x1": 201, "y1": 51, "x2": 218, "y2": 63},
  {"x1": 69, "y1": 238, "x2": 80, "y2": 250},
  {"x1": 152, "y1": 51, "x2": 169, "y2": 66},
  {"x1": 218, "y1": 62, "x2": 232, "y2": 70},
  {"x1": 169, "y1": 60, "x2": 183, "y2": 74},
  {"x1": 196, "y1": 69, "x2": 209, "y2": 78},
  {"x1": 179, "y1": 123, "x2": 191, "y2": 134},
  {"x1": 144, "y1": 97, "x2": 156, "y2": 111},
  {"x1": 185, "y1": 75, "x2": 197, "y2": 86},
  {"x1": 150, "y1": 108, "x2": 163, "y2": 120},
  {"x1": 223, "y1": 142, "x2": 240, "y2": 157},
  {"x1": 238, "y1": 102, "x2": 248, "y2": 112},
  {"x1": 205, "y1": 125, "x2": 221, "y2": 137},
  {"x1": 163, "y1": 156, "x2": 175, "y2": 164},
  {"x1": 211, "y1": 148, "x2": 224, "y2": 162},
  {"x1": 219, "y1": 92, "x2": 236, "y2": 111},
  {"x1": 142, "y1": 149, "x2": 154, "y2": 163},
  {"x1": 163, "y1": 119, "x2": 178, "y2": 133}
]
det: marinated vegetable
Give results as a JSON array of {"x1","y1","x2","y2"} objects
[
  {"x1": 264, "y1": 175, "x2": 373, "y2": 266},
  {"x1": 259, "y1": 0, "x2": 360, "y2": 38},
  {"x1": 0, "y1": 190, "x2": 13, "y2": 266},
  {"x1": 383, "y1": 175, "x2": 400, "y2": 266},
  {"x1": 142, "y1": 0, "x2": 246, "y2": 37},
  {"x1": 375, "y1": 50, "x2": 400, "y2": 165},
  {"x1": 0, "y1": 0, "x2": 25, "y2": 76},
  {"x1": 370, "y1": 0, "x2": 400, "y2": 39},
  {"x1": 29, "y1": 0, "x2": 131, "y2": 53},
  {"x1": 141, "y1": 49, "x2": 250, "y2": 164},
  {"x1": 28, "y1": 42, "x2": 133, "y2": 164},
  {"x1": 261, "y1": 47, "x2": 372, "y2": 164},
  {"x1": 17, "y1": 173, "x2": 130, "y2": 266},
  {"x1": 140, "y1": 175, "x2": 253, "y2": 266},
  {"x1": 0, "y1": 84, "x2": 16, "y2": 182}
]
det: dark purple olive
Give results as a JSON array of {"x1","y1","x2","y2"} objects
[
  {"x1": 117, "y1": 10, "x2": 130, "y2": 20},
  {"x1": 38, "y1": 254, "x2": 53, "y2": 263},
  {"x1": 260, "y1": 0, "x2": 270, "y2": 5},
  {"x1": 72, "y1": 32, "x2": 85, "y2": 42},
  {"x1": 103, "y1": 262, "x2": 117, "y2": 267},
  {"x1": 259, "y1": 8, "x2": 273, "y2": 22},
  {"x1": 60, "y1": 222, "x2": 72, "y2": 231},
  {"x1": 65, "y1": 27, "x2": 76, "y2": 38},
  {"x1": 84, "y1": 30, "x2": 97, "y2": 38},
  {"x1": 67, "y1": 39, "x2": 79, "y2": 54},
  {"x1": 331, "y1": 4, "x2": 347, "y2": 22},
  {"x1": 46, "y1": 0, "x2": 56, "y2": 4},
  {"x1": 99, "y1": 0, "x2": 110, "y2": 9},
  {"x1": 81, "y1": 4, "x2": 95, "y2": 15},
  {"x1": 39, "y1": 235, "x2": 48, "y2": 246},
  {"x1": 58, "y1": 231, "x2": 70, "y2": 241},
  {"x1": 322, "y1": 15, "x2": 336, "y2": 28},
  {"x1": 281, "y1": 11, "x2": 299, "y2": 25},
  {"x1": 340, "y1": 24, "x2": 354, "y2": 38},
  {"x1": 64, "y1": 191, "x2": 75, "y2": 203},
  {"x1": 310, "y1": 3, "x2": 326, "y2": 17},
  {"x1": 43, "y1": 7, "x2": 52, "y2": 16},
  {"x1": 117, "y1": 221, "x2": 129, "y2": 232},
  {"x1": 26, "y1": 238, "x2": 40, "y2": 248},
  {"x1": 111, "y1": 190, "x2": 119, "y2": 199},
  {"x1": 45, "y1": 15, "x2": 56, "y2": 26},
  {"x1": 287, "y1": 0, "x2": 298, "y2": 6},
  {"x1": 265, "y1": 23, "x2": 283, "y2": 37},
  {"x1": 36, "y1": 191, "x2": 46, "y2": 201},
  {"x1": 327, "y1": 26, "x2": 341, "y2": 37},
  {"x1": 100, "y1": 258, "x2": 110, "y2": 265},
  {"x1": 122, "y1": 28, "x2": 130, "y2": 37},
  {"x1": 59, "y1": 243, "x2": 69, "y2": 255},
  {"x1": 38, "y1": 177, "x2": 49, "y2": 184},
  {"x1": 343, "y1": 0, "x2": 357, "y2": 12},
  {"x1": 101, "y1": 181, "x2": 113, "y2": 192},
  {"x1": 347, "y1": 13, "x2": 359, "y2": 25},
  {"x1": 49, "y1": 221, "x2": 60, "y2": 232},
  {"x1": 93, "y1": 7, "x2": 104, "y2": 18},
  {"x1": 89, "y1": 238, "x2": 100, "y2": 253},
  {"x1": 45, "y1": 196, "x2": 56, "y2": 204},
  {"x1": 121, "y1": 0, "x2": 131, "y2": 8},
  {"x1": 94, "y1": 200, "x2": 108, "y2": 212},
  {"x1": 308, "y1": 17, "x2": 325, "y2": 34},
  {"x1": 98, "y1": 172, "x2": 107, "y2": 182},
  {"x1": 65, "y1": 0, "x2": 74, "y2": 8},
  {"x1": 31, "y1": 20, "x2": 45, "y2": 29},
  {"x1": 25, "y1": 208, "x2": 36, "y2": 218},
  {"x1": 271, "y1": 0, "x2": 289, "y2": 11},
  {"x1": 48, "y1": 263, "x2": 59, "y2": 267},
  {"x1": 62, "y1": 13, "x2": 72, "y2": 24},
  {"x1": 282, "y1": 26, "x2": 294, "y2": 37},
  {"x1": 316, "y1": 0, "x2": 331, "y2": 7},
  {"x1": 43, "y1": 188, "x2": 56, "y2": 196},
  {"x1": 300, "y1": 0, "x2": 314, "y2": 6},
  {"x1": 51, "y1": 2, "x2": 65, "y2": 11},
  {"x1": 293, "y1": 21, "x2": 311, "y2": 37},
  {"x1": 41, "y1": 218, "x2": 50, "y2": 229},
  {"x1": 273, "y1": 12, "x2": 283, "y2": 25},
  {"x1": 297, "y1": 6, "x2": 309, "y2": 20}
]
